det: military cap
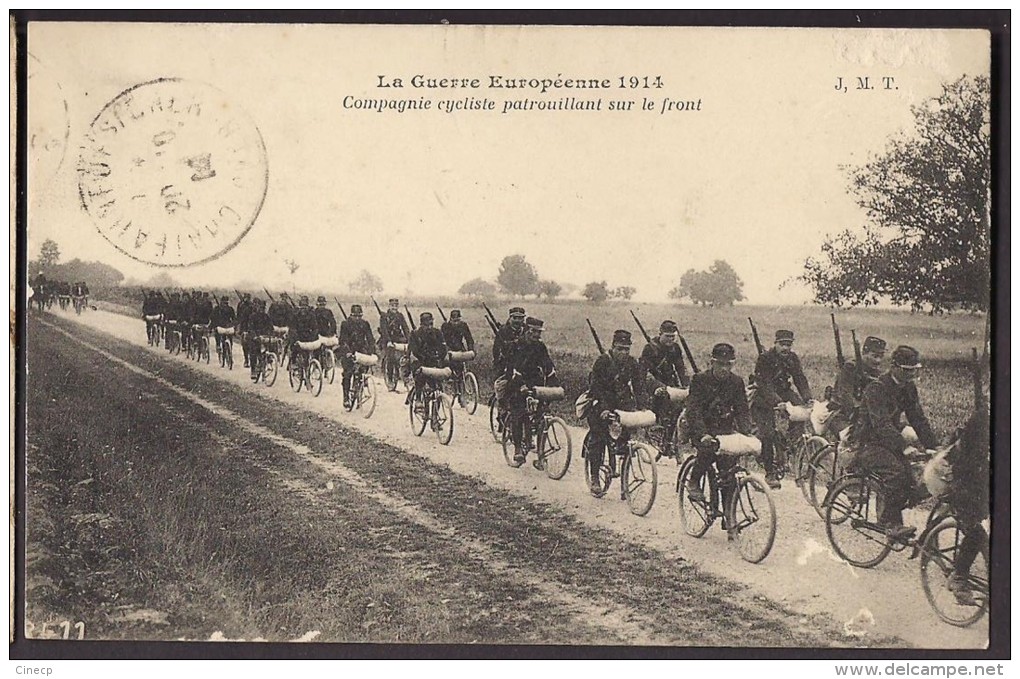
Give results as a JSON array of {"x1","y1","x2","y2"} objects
[
  {"x1": 389, "y1": 298, "x2": 399, "y2": 305},
  {"x1": 862, "y1": 336, "x2": 887, "y2": 354},
  {"x1": 526, "y1": 317, "x2": 544, "y2": 329},
  {"x1": 203, "y1": 292, "x2": 211, "y2": 298},
  {"x1": 253, "y1": 297, "x2": 263, "y2": 305},
  {"x1": 711, "y1": 342, "x2": 737, "y2": 362},
  {"x1": 892, "y1": 345, "x2": 922, "y2": 369},
  {"x1": 299, "y1": 295, "x2": 310, "y2": 305},
  {"x1": 775, "y1": 329, "x2": 795, "y2": 343},
  {"x1": 220, "y1": 295, "x2": 229, "y2": 303},
  {"x1": 316, "y1": 295, "x2": 327, "y2": 305},
  {"x1": 509, "y1": 306, "x2": 526, "y2": 317},
  {"x1": 450, "y1": 309, "x2": 462, "y2": 320},
  {"x1": 350, "y1": 304, "x2": 363, "y2": 315},
  {"x1": 612, "y1": 329, "x2": 633, "y2": 346},
  {"x1": 420, "y1": 311, "x2": 433, "y2": 323},
  {"x1": 660, "y1": 320, "x2": 679, "y2": 333}
]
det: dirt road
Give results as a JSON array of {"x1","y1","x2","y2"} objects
[{"x1": 24, "y1": 308, "x2": 989, "y2": 648}]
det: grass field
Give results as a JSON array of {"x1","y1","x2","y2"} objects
[{"x1": 94, "y1": 290, "x2": 988, "y2": 441}]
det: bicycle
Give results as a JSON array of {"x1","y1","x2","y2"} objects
[
  {"x1": 73, "y1": 295, "x2": 86, "y2": 315},
  {"x1": 448, "y1": 350, "x2": 480, "y2": 415},
  {"x1": 289, "y1": 341, "x2": 324, "y2": 396},
  {"x1": 215, "y1": 326, "x2": 235, "y2": 370},
  {"x1": 383, "y1": 341, "x2": 410, "y2": 392},
  {"x1": 488, "y1": 392, "x2": 509, "y2": 443},
  {"x1": 344, "y1": 352, "x2": 378, "y2": 419},
  {"x1": 645, "y1": 387, "x2": 691, "y2": 462},
  {"x1": 677, "y1": 436, "x2": 777, "y2": 563},
  {"x1": 252, "y1": 335, "x2": 279, "y2": 387},
  {"x1": 165, "y1": 321, "x2": 183, "y2": 356},
  {"x1": 145, "y1": 314, "x2": 163, "y2": 347},
  {"x1": 919, "y1": 515, "x2": 989, "y2": 628},
  {"x1": 318, "y1": 336, "x2": 339, "y2": 385},
  {"x1": 500, "y1": 386, "x2": 572, "y2": 479},
  {"x1": 192, "y1": 325, "x2": 211, "y2": 364},
  {"x1": 583, "y1": 409, "x2": 660, "y2": 517},
  {"x1": 408, "y1": 367, "x2": 454, "y2": 445}
]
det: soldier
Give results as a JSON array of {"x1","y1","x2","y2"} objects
[
  {"x1": 290, "y1": 296, "x2": 320, "y2": 366},
  {"x1": 585, "y1": 329, "x2": 648, "y2": 496},
  {"x1": 245, "y1": 298, "x2": 274, "y2": 381},
  {"x1": 179, "y1": 292, "x2": 194, "y2": 353},
  {"x1": 163, "y1": 292, "x2": 183, "y2": 351},
  {"x1": 639, "y1": 320, "x2": 689, "y2": 450},
  {"x1": 339, "y1": 304, "x2": 376, "y2": 408},
  {"x1": 378, "y1": 298, "x2": 411, "y2": 391},
  {"x1": 853, "y1": 345, "x2": 939, "y2": 541},
  {"x1": 492, "y1": 307, "x2": 527, "y2": 411},
  {"x1": 211, "y1": 296, "x2": 237, "y2": 359},
  {"x1": 313, "y1": 296, "x2": 339, "y2": 353},
  {"x1": 191, "y1": 291, "x2": 214, "y2": 351},
  {"x1": 236, "y1": 293, "x2": 253, "y2": 367},
  {"x1": 142, "y1": 290, "x2": 162, "y2": 341},
  {"x1": 505, "y1": 317, "x2": 559, "y2": 468},
  {"x1": 827, "y1": 336, "x2": 886, "y2": 441},
  {"x1": 268, "y1": 293, "x2": 294, "y2": 360},
  {"x1": 751, "y1": 329, "x2": 814, "y2": 489},
  {"x1": 944, "y1": 404, "x2": 989, "y2": 606},
  {"x1": 684, "y1": 343, "x2": 754, "y2": 507},
  {"x1": 406, "y1": 312, "x2": 449, "y2": 404},
  {"x1": 442, "y1": 308, "x2": 475, "y2": 392}
]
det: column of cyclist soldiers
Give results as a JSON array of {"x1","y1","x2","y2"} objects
[{"x1": 138, "y1": 288, "x2": 988, "y2": 578}]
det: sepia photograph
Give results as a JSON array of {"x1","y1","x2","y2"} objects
[{"x1": 13, "y1": 13, "x2": 1004, "y2": 658}]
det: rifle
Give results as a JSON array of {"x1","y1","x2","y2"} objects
[
  {"x1": 405, "y1": 304, "x2": 417, "y2": 331},
  {"x1": 234, "y1": 288, "x2": 244, "y2": 303},
  {"x1": 334, "y1": 296, "x2": 348, "y2": 321},
  {"x1": 481, "y1": 302, "x2": 502, "y2": 331},
  {"x1": 629, "y1": 309, "x2": 652, "y2": 345},
  {"x1": 748, "y1": 317, "x2": 765, "y2": 355},
  {"x1": 436, "y1": 303, "x2": 448, "y2": 323},
  {"x1": 263, "y1": 287, "x2": 276, "y2": 304},
  {"x1": 281, "y1": 292, "x2": 297, "y2": 308},
  {"x1": 371, "y1": 296, "x2": 384, "y2": 318},
  {"x1": 586, "y1": 319, "x2": 606, "y2": 355},
  {"x1": 831, "y1": 313, "x2": 845, "y2": 369},
  {"x1": 679, "y1": 335, "x2": 700, "y2": 374},
  {"x1": 483, "y1": 314, "x2": 499, "y2": 336}
]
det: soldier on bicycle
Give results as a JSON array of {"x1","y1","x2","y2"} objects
[
  {"x1": 191, "y1": 292, "x2": 214, "y2": 352},
  {"x1": 639, "y1": 319, "x2": 689, "y2": 447},
  {"x1": 211, "y1": 296, "x2": 237, "y2": 358},
  {"x1": 290, "y1": 296, "x2": 320, "y2": 366},
  {"x1": 236, "y1": 293, "x2": 253, "y2": 367},
  {"x1": 379, "y1": 298, "x2": 411, "y2": 391},
  {"x1": 162, "y1": 292, "x2": 183, "y2": 351},
  {"x1": 493, "y1": 306, "x2": 527, "y2": 413},
  {"x1": 943, "y1": 403, "x2": 989, "y2": 606},
  {"x1": 505, "y1": 317, "x2": 559, "y2": 468},
  {"x1": 585, "y1": 329, "x2": 648, "y2": 496},
  {"x1": 826, "y1": 336, "x2": 886, "y2": 441},
  {"x1": 268, "y1": 292, "x2": 293, "y2": 359},
  {"x1": 684, "y1": 343, "x2": 754, "y2": 505},
  {"x1": 142, "y1": 290, "x2": 163, "y2": 339},
  {"x1": 314, "y1": 295, "x2": 339, "y2": 354},
  {"x1": 853, "y1": 345, "x2": 939, "y2": 541},
  {"x1": 406, "y1": 312, "x2": 449, "y2": 405},
  {"x1": 245, "y1": 298, "x2": 274, "y2": 381},
  {"x1": 751, "y1": 329, "x2": 814, "y2": 489},
  {"x1": 339, "y1": 304, "x2": 376, "y2": 408}
]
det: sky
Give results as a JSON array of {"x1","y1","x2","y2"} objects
[{"x1": 27, "y1": 24, "x2": 990, "y2": 303}]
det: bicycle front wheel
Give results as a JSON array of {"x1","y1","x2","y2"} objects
[
  {"x1": 623, "y1": 442, "x2": 658, "y2": 517},
  {"x1": 408, "y1": 389, "x2": 427, "y2": 436},
  {"x1": 360, "y1": 375, "x2": 377, "y2": 419},
  {"x1": 920, "y1": 518, "x2": 989, "y2": 628},
  {"x1": 289, "y1": 362, "x2": 304, "y2": 392},
  {"x1": 677, "y1": 457, "x2": 713, "y2": 538},
  {"x1": 264, "y1": 353, "x2": 278, "y2": 387},
  {"x1": 807, "y1": 443, "x2": 840, "y2": 517},
  {"x1": 434, "y1": 393, "x2": 454, "y2": 445},
  {"x1": 582, "y1": 432, "x2": 612, "y2": 498},
  {"x1": 463, "y1": 372, "x2": 479, "y2": 415},
  {"x1": 730, "y1": 474, "x2": 777, "y2": 563},
  {"x1": 488, "y1": 395, "x2": 502, "y2": 443},
  {"x1": 824, "y1": 476, "x2": 893, "y2": 568},
  {"x1": 225, "y1": 340, "x2": 233, "y2": 370},
  {"x1": 540, "y1": 417, "x2": 572, "y2": 480},
  {"x1": 202, "y1": 339, "x2": 210, "y2": 364},
  {"x1": 309, "y1": 359, "x2": 323, "y2": 397}
]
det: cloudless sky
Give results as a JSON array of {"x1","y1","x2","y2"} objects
[{"x1": 27, "y1": 24, "x2": 989, "y2": 303}]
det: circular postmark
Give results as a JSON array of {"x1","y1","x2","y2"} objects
[
  {"x1": 28, "y1": 53, "x2": 71, "y2": 193},
  {"x1": 77, "y1": 78, "x2": 268, "y2": 267}
]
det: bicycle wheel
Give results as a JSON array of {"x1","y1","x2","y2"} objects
[
  {"x1": 623, "y1": 442, "x2": 658, "y2": 517},
  {"x1": 582, "y1": 432, "x2": 612, "y2": 498},
  {"x1": 540, "y1": 417, "x2": 572, "y2": 480},
  {"x1": 677, "y1": 458, "x2": 713, "y2": 538},
  {"x1": 824, "y1": 476, "x2": 893, "y2": 568},
  {"x1": 384, "y1": 357, "x2": 398, "y2": 392},
  {"x1": 807, "y1": 443, "x2": 840, "y2": 517},
  {"x1": 501, "y1": 427, "x2": 517, "y2": 467},
  {"x1": 289, "y1": 361, "x2": 304, "y2": 392},
  {"x1": 920, "y1": 518, "x2": 989, "y2": 628},
  {"x1": 218, "y1": 340, "x2": 225, "y2": 367},
  {"x1": 434, "y1": 393, "x2": 454, "y2": 445},
  {"x1": 360, "y1": 375, "x2": 377, "y2": 419},
  {"x1": 308, "y1": 359, "x2": 323, "y2": 397},
  {"x1": 463, "y1": 372, "x2": 479, "y2": 415},
  {"x1": 324, "y1": 353, "x2": 336, "y2": 384},
  {"x1": 488, "y1": 395, "x2": 502, "y2": 443},
  {"x1": 203, "y1": 338, "x2": 211, "y2": 364},
  {"x1": 730, "y1": 474, "x2": 777, "y2": 563},
  {"x1": 408, "y1": 388, "x2": 428, "y2": 436},
  {"x1": 264, "y1": 353, "x2": 278, "y2": 386},
  {"x1": 797, "y1": 436, "x2": 831, "y2": 503},
  {"x1": 225, "y1": 340, "x2": 233, "y2": 370},
  {"x1": 171, "y1": 333, "x2": 181, "y2": 356}
]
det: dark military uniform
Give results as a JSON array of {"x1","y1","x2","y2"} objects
[
  {"x1": 493, "y1": 314, "x2": 526, "y2": 407},
  {"x1": 211, "y1": 300, "x2": 236, "y2": 356},
  {"x1": 686, "y1": 365, "x2": 753, "y2": 489},
  {"x1": 505, "y1": 322, "x2": 559, "y2": 455},
  {"x1": 827, "y1": 360, "x2": 881, "y2": 440},
  {"x1": 268, "y1": 299, "x2": 293, "y2": 331},
  {"x1": 339, "y1": 311, "x2": 376, "y2": 403},
  {"x1": 640, "y1": 336, "x2": 689, "y2": 432},
  {"x1": 245, "y1": 303, "x2": 274, "y2": 379},
  {"x1": 751, "y1": 339, "x2": 813, "y2": 478},
  {"x1": 236, "y1": 296, "x2": 253, "y2": 366},
  {"x1": 442, "y1": 314, "x2": 475, "y2": 380},
  {"x1": 408, "y1": 318, "x2": 448, "y2": 396},
  {"x1": 163, "y1": 296, "x2": 183, "y2": 350},
  {"x1": 854, "y1": 371, "x2": 937, "y2": 527},
  {"x1": 586, "y1": 335, "x2": 648, "y2": 487},
  {"x1": 378, "y1": 308, "x2": 411, "y2": 388},
  {"x1": 947, "y1": 407, "x2": 989, "y2": 585},
  {"x1": 314, "y1": 306, "x2": 338, "y2": 338}
]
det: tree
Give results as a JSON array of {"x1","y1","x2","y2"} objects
[
  {"x1": 538, "y1": 279, "x2": 563, "y2": 299},
  {"x1": 349, "y1": 269, "x2": 384, "y2": 295},
  {"x1": 611, "y1": 285, "x2": 637, "y2": 301},
  {"x1": 458, "y1": 277, "x2": 497, "y2": 297},
  {"x1": 497, "y1": 254, "x2": 539, "y2": 297},
  {"x1": 582, "y1": 280, "x2": 609, "y2": 304},
  {"x1": 801, "y1": 75, "x2": 990, "y2": 313},
  {"x1": 38, "y1": 239, "x2": 60, "y2": 268},
  {"x1": 669, "y1": 261, "x2": 744, "y2": 306}
]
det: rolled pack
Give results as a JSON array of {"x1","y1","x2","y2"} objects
[
  {"x1": 296, "y1": 339, "x2": 321, "y2": 352},
  {"x1": 783, "y1": 401, "x2": 812, "y2": 423},
  {"x1": 392, "y1": 342, "x2": 408, "y2": 352},
  {"x1": 448, "y1": 350, "x2": 476, "y2": 363},
  {"x1": 354, "y1": 352, "x2": 379, "y2": 367},
  {"x1": 901, "y1": 426, "x2": 919, "y2": 444},
  {"x1": 216, "y1": 326, "x2": 235, "y2": 335},
  {"x1": 716, "y1": 433, "x2": 763, "y2": 456},
  {"x1": 810, "y1": 400, "x2": 832, "y2": 435},
  {"x1": 420, "y1": 366, "x2": 452, "y2": 380},
  {"x1": 615, "y1": 409, "x2": 656, "y2": 429},
  {"x1": 922, "y1": 445, "x2": 954, "y2": 499},
  {"x1": 533, "y1": 386, "x2": 565, "y2": 402},
  {"x1": 144, "y1": 314, "x2": 162, "y2": 321},
  {"x1": 666, "y1": 386, "x2": 689, "y2": 403}
]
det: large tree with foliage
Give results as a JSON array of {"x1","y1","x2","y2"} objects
[
  {"x1": 348, "y1": 269, "x2": 384, "y2": 295},
  {"x1": 801, "y1": 75, "x2": 990, "y2": 313},
  {"x1": 497, "y1": 254, "x2": 539, "y2": 297},
  {"x1": 669, "y1": 260, "x2": 745, "y2": 306},
  {"x1": 582, "y1": 280, "x2": 609, "y2": 304},
  {"x1": 458, "y1": 277, "x2": 497, "y2": 297}
]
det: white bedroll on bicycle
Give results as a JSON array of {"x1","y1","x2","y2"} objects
[
  {"x1": 409, "y1": 366, "x2": 454, "y2": 445},
  {"x1": 448, "y1": 351, "x2": 480, "y2": 415},
  {"x1": 345, "y1": 353, "x2": 379, "y2": 419},
  {"x1": 666, "y1": 386, "x2": 689, "y2": 403},
  {"x1": 500, "y1": 385, "x2": 571, "y2": 479},
  {"x1": 448, "y1": 350, "x2": 475, "y2": 362},
  {"x1": 584, "y1": 409, "x2": 659, "y2": 517},
  {"x1": 354, "y1": 352, "x2": 379, "y2": 367}
]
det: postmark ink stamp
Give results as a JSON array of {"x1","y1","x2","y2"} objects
[{"x1": 77, "y1": 78, "x2": 269, "y2": 267}]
